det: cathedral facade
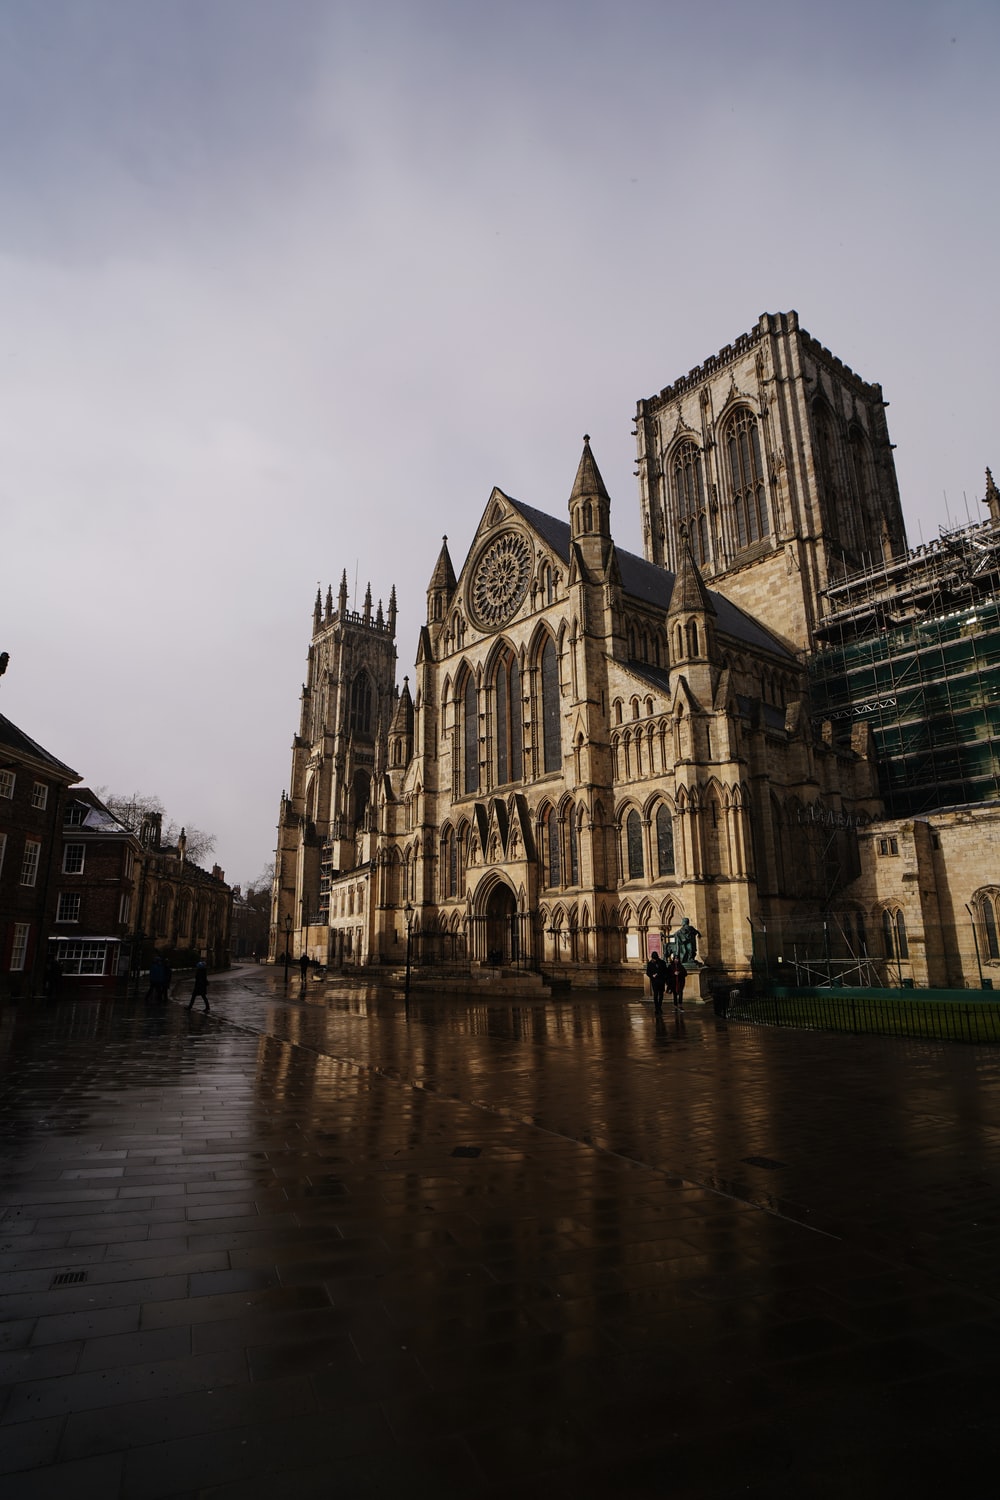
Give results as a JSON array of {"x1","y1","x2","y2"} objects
[{"x1": 271, "y1": 312, "x2": 996, "y2": 992}]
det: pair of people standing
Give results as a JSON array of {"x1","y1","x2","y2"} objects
[
  {"x1": 645, "y1": 952, "x2": 687, "y2": 1012},
  {"x1": 145, "y1": 955, "x2": 173, "y2": 1003}
]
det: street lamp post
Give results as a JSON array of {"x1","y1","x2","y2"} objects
[
  {"x1": 403, "y1": 900, "x2": 414, "y2": 1000},
  {"x1": 283, "y1": 914, "x2": 292, "y2": 985}
]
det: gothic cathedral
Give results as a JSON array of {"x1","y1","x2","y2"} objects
[{"x1": 272, "y1": 310, "x2": 910, "y2": 989}]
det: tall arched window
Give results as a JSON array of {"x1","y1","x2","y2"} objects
[
  {"x1": 671, "y1": 441, "x2": 708, "y2": 566},
  {"x1": 542, "y1": 806, "x2": 561, "y2": 888},
  {"x1": 493, "y1": 653, "x2": 523, "y2": 785},
  {"x1": 656, "y1": 804, "x2": 675, "y2": 876},
  {"x1": 980, "y1": 893, "x2": 1000, "y2": 960},
  {"x1": 440, "y1": 828, "x2": 459, "y2": 900},
  {"x1": 350, "y1": 671, "x2": 373, "y2": 734},
  {"x1": 626, "y1": 810, "x2": 644, "y2": 879},
  {"x1": 540, "y1": 638, "x2": 561, "y2": 774},
  {"x1": 882, "y1": 907, "x2": 908, "y2": 961},
  {"x1": 352, "y1": 770, "x2": 371, "y2": 827},
  {"x1": 724, "y1": 407, "x2": 769, "y2": 549},
  {"x1": 895, "y1": 910, "x2": 909, "y2": 959},
  {"x1": 463, "y1": 675, "x2": 479, "y2": 795},
  {"x1": 568, "y1": 804, "x2": 580, "y2": 886}
]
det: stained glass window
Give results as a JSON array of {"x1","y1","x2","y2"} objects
[
  {"x1": 725, "y1": 408, "x2": 769, "y2": 549},
  {"x1": 541, "y1": 639, "x2": 561, "y2": 773},
  {"x1": 626, "y1": 810, "x2": 644, "y2": 879},
  {"x1": 464, "y1": 676, "x2": 479, "y2": 794},
  {"x1": 656, "y1": 805, "x2": 674, "y2": 875}
]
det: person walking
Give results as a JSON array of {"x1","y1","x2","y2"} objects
[
  {"x1": 645, "y1": 952, "x2": 668, "y2": 1012},
  {"x1": 666, "y1": 954, "x2": 686, "y2": 1009},
  {"x1": 145, "y1": 954, "x2": 166, "y2": 1004},
  {"x1": 299, "y1": 951, "x2": 309, "y2": 984},
  {"x1": 187, "y1": 958, "x2": 209, "y2": 1012}
]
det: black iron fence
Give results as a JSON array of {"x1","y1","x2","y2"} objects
[{"x1": 718, "y1": 984, "x2": 1000, "y2": 1044}]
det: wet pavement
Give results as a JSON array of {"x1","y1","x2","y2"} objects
[{"x1": 2, "y1": 966, "x2": 1000, "y2": 1498}]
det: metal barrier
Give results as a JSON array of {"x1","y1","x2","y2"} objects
[{"x1": 722, "y1": 985, "x2": 1000, "y2": 1044}]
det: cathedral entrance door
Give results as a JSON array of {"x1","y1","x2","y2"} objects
[{"x1": 484, "y1": 883, "x2": 518, "y2": 966}]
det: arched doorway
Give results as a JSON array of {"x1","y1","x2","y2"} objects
[{"x1": 485, "y1": 883, "x2": 518, "y2": 965}]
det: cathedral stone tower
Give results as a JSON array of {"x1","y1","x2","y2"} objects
[
  {"x1": 635, "y1": 310, "x2": 907, "y2": 651},
  {"x1": 271, "y1": 573, "x2": 397, "y2": 958}
]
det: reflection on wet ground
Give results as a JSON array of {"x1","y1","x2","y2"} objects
[{"x1": 1, "y1": 964, "x2": 999, "y2": 1497}]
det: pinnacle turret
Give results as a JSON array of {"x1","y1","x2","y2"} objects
[{"x1": 427, "y1": 537, "x2": 457, "y2": 625}]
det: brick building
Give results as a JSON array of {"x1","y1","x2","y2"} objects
[
  {"x1": 48, "y1": 789, "x2": 143, "y2": 991},
  {"x1": 1, "y1": 713, "x2": 80, "y2": 1001}
]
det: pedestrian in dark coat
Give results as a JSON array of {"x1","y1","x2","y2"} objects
[
  {"x1": 299, "y1": 952, "x2": 309, "y2": 982},
  {"x1": 645, "y1": 953, "x2": 668, "y2": 1011},
  {"x1": 187, "y1": 959, "x2": 209, "y2": 1012},
  {"x1": 666, "y1": 955, "x2": 686, "y2": 1008},
  {"x1": 146, "y1": 955, "x2": 167, "y2": 1004}
]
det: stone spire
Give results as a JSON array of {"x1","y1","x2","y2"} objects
[
  {"x1": 568, "y1": 435, "x2": 613, "y2": 574},
  {"x1": 427, "y1": 536, "x2": 457, "y2": 625},
  {"x1": 388, "y1": 676, "x2": 415, "y2": 770},
  {"x1": 324, "y1": 585, "x2": 333, "y2": 622},
  {"x1": 667, "y1": 524, "x2": 717, "y2": 622},
  {"x1": 338, "y1": 570, "x2": 348, "y2": 615},
  {"x1": 313, "y1": 587, "x2": 322, "y2": 632},
  {"x1": 388, "y1": 585, "x2": 397, "y2": 637},
  {"x1": 363, "y1": 582, "x2": 372, "y2": 624},
  {"x1": 667, "y1": 524, "x2": 717, "y2": 699}
]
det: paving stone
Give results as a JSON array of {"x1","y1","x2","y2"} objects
[{"x1": 2, "y1": 965, "x2": 1000, "y2": 1493}]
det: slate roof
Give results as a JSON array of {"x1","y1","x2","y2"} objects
[
  {"x1": 505, "y1": 498, "x2": 794, "y2": 660},
  {"x1": 0, "y1": 713, "x2": 80, "y2": 782}
]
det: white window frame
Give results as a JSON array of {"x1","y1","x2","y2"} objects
[
  {"x1": 31, "y1": 782, "x2": 48, "y2": 811},
  {"x1": 0, "y1": 831, "x2": 6, "y2": 878},
  {"x1": 56, "y1": 892, "x2": 81, "y2": 924},
  {"x1": 55, "y1": 940, "x2": 108, "y2": 976},
  {"x1": 63, "y1": 844, "x2": 86, "y2": 875},
  {"x1": 20, "y1": 839, "x2": 41, "y2": 887},
  {"x1": 10, "y1": 923, "x2": 30, "y2": 971},
  {"x1": 65, "y1": 803, "x2": 87, "y2": 826},
  {"x1": 0, "y1": 769, "x2": 14, "y2": 799},
  {"x1": 118, "y1": 892, "x2": 131, "y2": 926}
]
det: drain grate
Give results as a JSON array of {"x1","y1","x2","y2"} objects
[
  {"x1": 741, "y1": 1156, "x2": 788, "y2": 1171},
  {"x1": 451, "y1": 1146, "x2": 481, "y2": 1158},
  {"x1": 51, "y1": 1270, "x2": 88, "y2": 1287}
]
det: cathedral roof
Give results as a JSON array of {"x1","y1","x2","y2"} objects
[{"x1": 505, "y1": 498, "x2": 793, "y2": 659}]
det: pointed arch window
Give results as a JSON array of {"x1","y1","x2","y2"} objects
[
  {"x1": 626, "y1": 810, "x2": 644, "y2": 879},
  {"x1": 540, "y1": 638, "x2": 561, "y2": 774},
  {"x1": 882, "y1": 907, "x2": 909, "y2": 961},
  {"x1": 350, "y1": 671, "x2": 373, "y2": 734},
  {"x1": 542, "y1": 806, "x2": 561, "y2": 888},
  {"x1": 671, "y1": 441, "x2": 708, "y2": 566},
  {"x1": 463, "y1": 675, "x2": 479, "y2": 795},
  {"x1": 568, "y1": 802, "x2": 580, "y2": 886},
  {"x1": 352, "y1": 770, "x2": 371, "y2": 828},
  {"x1": 979, "y1": 893, "x2": 1000, "y2": 960},
  {"x1": 724, "y1": 407, "x2": 769, "y2": 549},
  {"x1": 656, "y1": 804, "x2": 675, "y2": 876},
  {"x1": 493, "y1": 652, "x2": 523, "y2": 786}
]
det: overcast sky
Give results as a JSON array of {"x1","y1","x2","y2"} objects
[{"x1": 1, "y1": 0, "x2": 997, "y2": 890}]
